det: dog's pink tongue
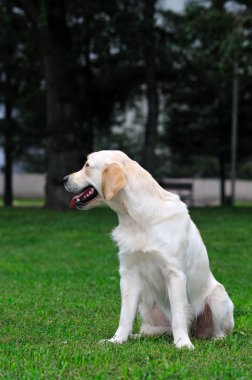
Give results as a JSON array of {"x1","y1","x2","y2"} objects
[{"x1": 70, "y1": 194, "x2": 80, "y2": 208}]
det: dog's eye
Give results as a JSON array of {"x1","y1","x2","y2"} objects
[{"x1": 85, "y1": 162, "x2": 89, "y2": 167}]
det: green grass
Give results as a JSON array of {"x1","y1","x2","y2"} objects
[
  {"x1": 0, "y1": 207, "x2": 251, "y2": 379},
  {"x1": 0, "y1": 198, "x2": 44, "y2": 207}
]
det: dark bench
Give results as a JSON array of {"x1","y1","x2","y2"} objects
[{"x1": 158, "y1": 180, "x2": 194, "y2": 206}]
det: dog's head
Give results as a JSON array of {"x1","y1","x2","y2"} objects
[{"x1": 64, "y1": 150, "x2": 128, "y2": 210}]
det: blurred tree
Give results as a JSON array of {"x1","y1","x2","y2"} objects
[
  {"x1": 0, "y1": 1, "x2": 20, "y2": 206},
  {"x1": 15, "y1": 0, "x2": 90, "y2": 208},
  {"x1": 14, "y1": 0, "x2": 149, "y2": 207},
  {"x1": 142, "y1": 0, "x2": 159, "y2": 174},
  {"x1": 1, "y1": 0, "x2": 251, "y2": 209},
  {"x1": 162, "y1": 0, "x2": 252, "y2": 204},
  {"x1": 99, "y1": 0, "x2": 173, "y2": 174},
  {"x1": 0, "y1": 0, "x2": 45, "y2": 205}
]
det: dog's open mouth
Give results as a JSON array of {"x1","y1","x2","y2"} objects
[{"x1": 69, "y1": 186, "x2": 98, "y2": 208}]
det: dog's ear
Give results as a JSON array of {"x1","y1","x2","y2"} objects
[{"x1": 102, "y1": 163, "x2": 127, "y2": 202}]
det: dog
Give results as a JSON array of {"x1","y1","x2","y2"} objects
[{"x1": 64, "y1": 150, "x2": 234, "y2": 349}]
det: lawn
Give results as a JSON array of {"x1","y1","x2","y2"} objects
[{"x1": 0, "y1": 206, "x2": 251, "y2": 379}]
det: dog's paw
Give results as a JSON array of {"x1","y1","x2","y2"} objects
[
  {"x1": 99, "y1": 336, "x2": 128, "y2": 344},
  {"x1": 175, "y1": 338, "x2": 194, "y2": 350},
  {"x1": 213, "y1": 333, "x2": 225, "y2": 340},
  {"x1": 109, "y1": 336, "x2": 126, "y2": 344}
]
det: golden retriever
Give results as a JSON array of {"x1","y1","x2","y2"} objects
[{"x1": 64, "y1": 150, "x2": 234, "y2": 349}]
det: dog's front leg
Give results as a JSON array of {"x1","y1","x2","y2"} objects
[
  {"x1": 109, "y1": 267, "x2": 141, "y2": 344},
  {"x1": 165, "y1": 267, "x2": 194, "y2": 349}
]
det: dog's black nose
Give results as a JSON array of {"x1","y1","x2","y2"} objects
[{"x1": 63, "y1": 175, "x2": 69, "y2": 184}]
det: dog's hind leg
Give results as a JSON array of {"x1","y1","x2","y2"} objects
[
  {"x1": 191, "y1": 303, "x2": 214, "y2": 339},
  {"x1": 206, "y1": 284, "x2": 234, "y2": 339},
  {"x1": 137, "y1": 303, "x2": 172, "y2": 337},
  {"x1": 139, "y1": 323, "x2": 171, "y2": 337}
]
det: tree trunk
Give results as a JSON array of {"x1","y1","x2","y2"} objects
[
  {"x1": 37, "y1": 1, "x2": 92, "y2": 208},
  {"x1": 15, "y1": 0, "x2": 93, "y2": 208},
  {"x1": 143, "y1": 66, "x2": 159, "y2": 174},
  {"x1": 3, "y1": 100, "x2": 13, "y2": 207},
  {"x1": 219, "y1": 153, "x2": 226, "y2": 206},
  {"x1": 3, "y1": 6, "x2": 14, "y2": 207},
  {"x1": 142, "y1": 0, "x2": 159, "y2": 175}
]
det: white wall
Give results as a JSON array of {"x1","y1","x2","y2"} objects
[
  {"x1": 0, "y1": 174, "x2": 45, "y2": 198},
  {"x1": 0, "y1": 174, "x2": 252, "y2": 205},
  {"x1": 194, "y1": 179, "x2": 252, "y2": 205}
]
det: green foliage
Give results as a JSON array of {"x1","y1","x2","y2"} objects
[
  {"x1": 162, "y1": 0, "x2": 252, "y2": 179},
  {"x1": 1, "y1": 0, "x2": 252, "y2": 183},
  {"x1": 0, "y1": 0, "x2": 46, "y2": 172},
  {"x1": 0, "y1": 207, "x2": 251, "y2": 379}
]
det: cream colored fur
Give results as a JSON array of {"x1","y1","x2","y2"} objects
[{"x1": 65, "y1": 150, "x2": 234, "y2": 349}]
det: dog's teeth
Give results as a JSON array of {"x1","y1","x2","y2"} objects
[{"x1": 80, "y1": 187, "x2": 95, "y2": 201}]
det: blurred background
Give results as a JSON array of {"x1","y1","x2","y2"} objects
[{"x1": 0, "y1": 0, "x2": 251, "y2": 209}]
